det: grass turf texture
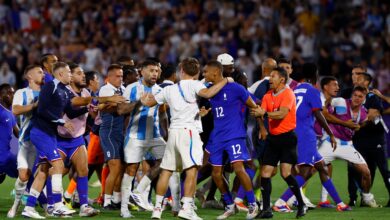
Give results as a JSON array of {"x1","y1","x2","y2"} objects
[{"x1": 0, "y1": 160, "x2": 389, "y2": 220}]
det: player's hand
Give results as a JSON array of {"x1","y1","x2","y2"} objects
[
  {"x1": 329, "y1": 135, "x2": 337, "y2": 152},
  {"x1": 259, "y1": 128, "x2": 268, "y2": 141},
  {"x1": 344, "y1": 119, "x2": 360, "y2": 130},
  {"x1": 371, "y1": 89, "x2": 382, "y2": 97},
  {"x1": 32, "y1": 100, "x2": 39, "y2": 108},
  {"x1": 250, "y1": 106, "x2": 265, "y2": 117},
  {"x1": 140, "y1": 93, "x2": 153, "y2": 106},
  {"x1": 64, "y1": 122, "x2": 74, "y2": 133},
  {"x1": 199, "y1": 106, "x2": 211, "y2": 117},
  {"x1": 226, "y1": 77, "x2": 234, "y2": 83}
]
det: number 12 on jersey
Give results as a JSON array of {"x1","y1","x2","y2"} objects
[{"x1": 215, "y1": 107, "x2": 224, "y2": 118}]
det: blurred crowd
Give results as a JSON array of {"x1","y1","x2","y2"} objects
[{"x1": 0, "y1": 0, "x2": 389, "y2": 93}]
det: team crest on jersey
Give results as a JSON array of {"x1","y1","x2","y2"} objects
[{"x1": 223, "y1": 93, "x2": 227, "y2": 101}]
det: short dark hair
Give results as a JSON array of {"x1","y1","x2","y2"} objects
[
  {"x1": 272, "y1": 67, "x2": 288, "y2": 82},
  {"x1": 139, "y1": 60, "x2": 159, "y2": 70},
  {"x1": 123, "y1": 65, "x2": 138, "y2": 77},
  {"x1": 352, "y1": 64, "x2": 367, "y2": 72},
  {"x1": 23, "y1": 64, "x2": 42, "y2": 76},
  {"x1": 278, "y1": 58, "x2": 291, "y2": 65},
  {"x1": 352, "y1": 85, "x2": 368, "y2": 94},
  {"x1": 161, "y1": 64, "x2": 175, "y2": 80},
  {"x1": 40, "y1": 53, "x2": 55, "y2": 67},
  {"x1": 320, "y1": 76, "x2": 338, "y2": 90},
  {"x1": 117, "y1": 56, "x2": 133, "y2": 64},
  {"x1": 85, "y1": 71, "x2": 98, "y2": 86},
  {"x1": 67, "y1": 62, "x2": 80, "y2": 73},
  {"x1": 206, "y1": 60, "x2": 223, "y2": 73},
  {"x1": 180, "y1": 57, "x2": 200, "y2": 77},
  {"x1": 52, "y1": 62, "x2": 69, "y2": 74},
  {"x1": 107, "y1": 64, "x2": 122, "y2": 73},
  {"x1": 361, "y1": 72, "x2": 372, "y2": 84}
]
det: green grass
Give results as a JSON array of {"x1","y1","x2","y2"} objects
[{"x1": 1, "y1": 160, "x2": 390, "y2": 219}]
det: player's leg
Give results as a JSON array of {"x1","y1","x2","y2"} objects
[{"x1": 120, "y1": 162, "x2": 138, "y2": 217}]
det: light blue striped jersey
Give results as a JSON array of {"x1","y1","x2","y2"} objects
[
  {"x1": 123, "y1": 81, "x2": 162, "y2": 140},
  {"x1": 12, "y1": 87, "x2": 40, "y2": 142}
]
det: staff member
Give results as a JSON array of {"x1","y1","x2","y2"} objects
[{"x1": 251, "y1": 67, "x2": 306, "y2": 219}]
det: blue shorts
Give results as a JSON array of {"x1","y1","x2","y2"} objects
[
  {"x1": 297, "y1": 137, "x2": 323, "y2": 166},
  {"x1": 99, "y1": 127, "x2": 124, "y2": 162},
  {"x1": 30, "y1": 127, "x2": 61, "y2": 163},
  {"x1": 209, "y1": 138, "x2": 250, "y2": 166},
  {"x1": 0, "y1": 152, "x2": 18, "y2": 178},
  {"x1": 57, "y1": 136, "x2": 85, "y2": 166}
]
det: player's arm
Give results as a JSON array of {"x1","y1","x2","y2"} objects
[
  {"x1": 314, "y1": 110, "x2": 337, "y2": 151},
  {"x1": 159, "y1": 105, "x2": 168, "y2": 141},
  {"x1": 71, "y1": 95, "x2": 126, "y2": 107},
  {"x1": 12, "y1": 102, "x2": 38, "y2": 116},
  {"x1": 197, "y1": 77, "x2": 233, "y2": 99},
  {"x1": 383, "y1": 108, "x2": 390, "y2": 115},
  {"x1": 372, "y1": 89, "x2": 390, "y2": 104},
  {"x1": 322, "y1": 106, "x2": 359, "y2": 130},
  {"x1": 12, "y1": 124, "x2": 19, "y2": 138},
  {"x1": 140, "y1": 93, "x2": 158, "y2": 107},
  {"x1": 117, "y1": 101, "x2": 141, "y2": 115},
  {"x1": 257, "y1": 117, "x2": 267, "y2": 140},
  {"x1": 245, "y1": 96, "x2": 257, "y2": 109}
]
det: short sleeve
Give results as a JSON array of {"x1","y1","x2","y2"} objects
[
  {"x1": 99, "y1": 86, "x2": 114, "y2": 97},
  {"x1": 261, "y1": 94, "x2": 269, "y2": 111},
  {"x1": 331, "y1": 97, "x2": 347, "y2": 115},
  {"x1": 309, "y1": 88, "x2": 322, "y2": 110},
  {"x1": 280, "y1": 89, "x2": 295, "y2": 110},
  {"x1": 12, "y1": 89, "x2": 24, "y2": 106},
  {"x1": 193, "y1": 80, "x2": 207, "y2": 94},
  {"x1": 154, "y1": 87, "x2": 167, "y2": 104},
  {"x1": 235, "y1": 83, "x2": 250, "y2": 103}
]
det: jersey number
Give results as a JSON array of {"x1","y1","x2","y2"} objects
[
  {"x1": 296, "y1": 96, "x2": 303, "y2": 110},
  {"x1": 231, "y1": 144, "x2": 241, "y2": 155},
  {"x1": 215, "y1": 107, "x2": 224, "y2": 118}
]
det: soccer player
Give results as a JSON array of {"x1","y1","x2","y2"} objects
[
  {"x1": 118, "y1": 60, "x2": 168, "y2": 218},
  {"x1": 99, "y1": 64, "x2": 126, "y2": 210},
  {"x1": 272, "y1": 63, "x2": 351, "y2": 213},
  {"x1": 7, "y1": 65, "x2": 44, "y2": 218},
  {"x1": 318, "y1": 77, "x2": 379, "y2": 207},
  {"x1": 0, "y1": 84, "x2": 18, "y2": 181},
  {"x1": 22, "y1": 62, "x2": 78, "y2": 218},
  {"x1": 39, "y1": 53, "x2": 58, "y2": 83},
  {"x1": 350, "y1": 74, "x2": 390, "y2": 207},
  {"x1": 56, "y1": 63, "x2": 100, "y2": 217},
  {"x1": 278, "y1": 58, "x2": 298, "y2": 90},
  {"x1": 141, "y1": 57, "x2": 230, "y2": 220},
  {"x1": 251, "y1": 67, "x2": 306, "y2": 218},
  {"x1": 203, "y1": 61, "x2": 259, "y2": 220}
]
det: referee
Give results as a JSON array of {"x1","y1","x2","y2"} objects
[{"x1": 251, "y1": 67, "x2": 306, "y2": 218}]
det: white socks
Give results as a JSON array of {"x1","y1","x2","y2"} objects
[
  {"x1": 121, "y1": 174, "x2": 134, "y2": 211},
  {"x1": 321, "y1": 186, "x2": 328, "y2": 202}
]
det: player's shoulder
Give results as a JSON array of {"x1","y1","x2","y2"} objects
[
  {"x1": 331, "y1": 97, "x2": 347, "y2": 106},
  {"x1": 14, "y1": 87, "x2": 28, "y2": 96}
]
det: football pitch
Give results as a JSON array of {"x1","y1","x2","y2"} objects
[{"x1": 0, "y1": 160, "x2": 389, "y2": 220}]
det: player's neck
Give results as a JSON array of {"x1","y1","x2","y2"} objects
[
  {"x1": 142, "y1": 79, "x2": 154, "y2": 87},
  {"x1": 0, "y1": 101, "x2": 10, "y2": 110},
  {"x1": 29, "y1": 82, "x2": 41, "y2": 91},
  {"x1": 70, "y1": 83, "x2": 81, "y2": 93},
  {"x1": 213, "y1": 76, "x2": 224, "y2": 84},
  {"x1": 351, "y1": 104, "x2": 360, "y2": 112},
  {"x1": 274, "y1": 84, "x2": 286, "y2": 93}
]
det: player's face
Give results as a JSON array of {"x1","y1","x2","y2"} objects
[
  {"x1": 89, "y1": 74, "x2": 100, "y2": 92},
  {"x1": 269, "y1": 71, "x2": 284, "y2": 90},
  {"x1": 61, "y1": 66, "x2": 72, "y2": 85},
  {"x1": 325, "y1": 80, "x2": 339, "y2": 97},
  {"x1": 202, "y1": 65, "x2": 216, "y2": 83},
  {"x1": 109, "y1": 69, "x2": 123, "y2": 88},
  {"x1": 223, "y1": 65, "x2": 235, "y2": 76},
  {"x1": 351, "y1": 68, "x2": 364, "y2": 85},
  {"x1": 351, "y1": 90, "x2": 366, "y2": 107},
  {"x1": 279, "y1": 63, "x2": 292, "y2": 75},
  {"x1": 1, "y1": 87, "x2": 15, "y2": 106},
  {"x1": 71, "y1": 67, "x2": 86, "y2": 88},
  {"x1": 141, "y1": 65, "x2": 159, "y2": 86},
  {"x1": 46, "y1": 55, "x2": 58, "y2": 73},
  {"x1": 29, "y1": 67, "x2": 45, "y2": 85}
]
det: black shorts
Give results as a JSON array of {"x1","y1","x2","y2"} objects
[{"x1": 262, "y1": 130, "x2": 297, "y2": 167}]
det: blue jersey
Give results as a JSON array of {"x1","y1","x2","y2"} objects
[
  {"x1": 210, "y1": 83, "x2": 249, "y2": 143},
  {"x1": 294, "y1": 83, "x2": 322, "y2": 139},
  {"x1": 0, "y1": 104, "x2": 16, "y2": 156},
  {"x1": 44, "y1": 71, "x2": 54, "y2": 83}
]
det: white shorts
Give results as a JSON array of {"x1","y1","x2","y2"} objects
[
  {"x1": 318, "y1": 137, "x2": 366, "y2": 165},
  {"x1": 160, "y1": 128, "x2": 203, "y2": 172},
  {"x1": 124, "y1": 137, "x2": 166, "y2": 163},
  {"x1": 17, "y1": 141, "x2": 36, "y2": 170}
]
